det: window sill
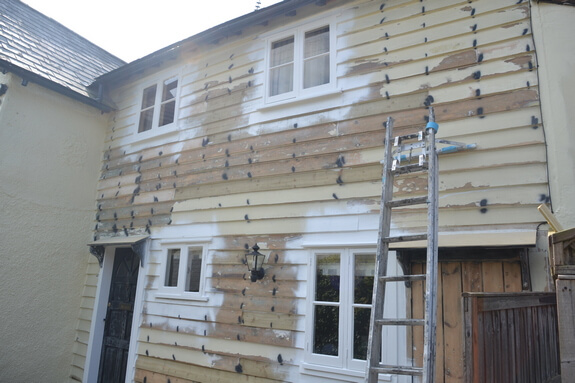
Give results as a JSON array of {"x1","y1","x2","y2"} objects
[
  {"x1": 125, "y1": 123, "x2": 179, "y2": 146},
  {"x1": 259, "y1": 87, "x2": 342, "y2": 112},
  {"x1": 300, "y1": 362, "x2": 391, "y2": 382},
  {"x1": 155, "y1": 293, "x2": 209, "y2": 303}
]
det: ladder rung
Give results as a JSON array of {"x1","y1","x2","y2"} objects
[
  {"x1": 383, "y1": 234, "x2": 427, "y2": 243},
  {"x1": 386, "y1": 196, "x2": 428, "y2": 208},
  {"x1": 376, "y1": 318, "x2": 425, "y2": 326},
  {"x1": 370, "y1": 365, "x2": 424, "y2": 376},
  {"x1": 380, "y1": 274, "x2": 426, "y2": 282}
]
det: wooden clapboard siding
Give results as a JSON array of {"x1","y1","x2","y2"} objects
[
  {"x1": 409, "y1": 252, "x2": 526, "y2": 383},
  {"x1": 81, "y1": 0, "x2": 551, "y2": 381},
  {"x1": 70, "y1": 257, "x2": 100, "y2": 379}
]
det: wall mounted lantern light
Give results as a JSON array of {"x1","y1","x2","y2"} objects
[{"x1": 245, "y1": 244, "x2": 266, "y2": 282}]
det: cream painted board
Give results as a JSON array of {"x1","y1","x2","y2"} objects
[
  {"x1": 343, "y1": 19, "x2": 531, "y2": 70},
  {"x1": 342, "y1": 1, "x2": 528, "y2": 45},
  {"x1": 167, "y1": 206, "x2": 542, "y2": 238},
  {"x1": 436, "y1": 106, "x2": 541, "y2": 138},
  {"x1": 135, "y1": 355, "x2": 293, "y2": 383},
  {"x1": 339, "y1": 32, "x2": 534, "y2": 82},
  {"x1": 340, "y1": 2, "x2": 528, "y2": 53},
  {"x1": 419, "y1": 71, "x2": 538, "y2": 106},
  {"x1": 170, "y1": 182, "x2": 545, "y2": 225},
  {"x1": 139, "y1": 327, "x2": 299, "y2": 361},
  {"x1": 173, "y1": 182, "x2": 382, "y2": 212},
  {"x1": 374, "y1": 60, "x2": 536, "y2": 99},
  {"x1": 359, "y1": 142, "x2": 547, "y2": 172},
  {"x1": 143, "y1": 299, "x2": 306, "y2": 320}
]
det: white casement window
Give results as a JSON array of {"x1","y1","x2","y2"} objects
[
  {"x1": 306, "y1": 249, "x2": 376, "y2": 372},
  {"x1": 138, "y1": 76, "x2": 178, "y2": 133},
  {"x1": 159, "y1": 244, "x2": 207, "y2": 299},
  {"x1": 265, "y1": 19, "x2": 336, "y2": 104}
]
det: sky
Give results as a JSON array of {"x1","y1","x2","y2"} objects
[{"x1": 22, "y1": 0, "x2": 284, "y2": 62}]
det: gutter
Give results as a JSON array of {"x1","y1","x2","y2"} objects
[{"x1": 0, "y1": 59, "x2": 115, "y2": 112}]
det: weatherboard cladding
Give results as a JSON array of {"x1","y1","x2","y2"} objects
[
  {"x1": 0, "y1": 0, "x2": 124, "y2": 98},
  {"x1": 77, "y1": 0, "x2": 547, "y2": 381}
]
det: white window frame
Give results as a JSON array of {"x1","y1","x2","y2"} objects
[
  {"x1": 157, "y1": 242, "x2": 208, "y2": 301},
  {"x1": 136, "y1": 75, "x2": 180, "y2": 136},
  {"x1": 305, "y1": 247, "x2": 377, "y2": 373},
  {"x1": 264, "y1": 17, "x2": 337, "y2": 106}
]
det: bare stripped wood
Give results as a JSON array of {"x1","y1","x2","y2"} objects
[
  {"x1": 481, "y1": 262, "x2": 505, "y2": 293},
  {"x1": 138, "y1": 328, "x2": 298, "y2": 362},
  {"x1": 135, "y1": 369, "x2": 199, "y2": 383},
  {"x1": 411, "y1": 262, "x2": 425, "y2": 368},
  {"x1": 137, "y1": 342, "x2": 293, "y2": 380},
  {"x1": 442, "y1": 262, "x2": 464, "y2": 383},
  {"x1": 503, "y1": 262, "x2": 523, "y2": 292},
  {"x1": 137, "y1": 312, "x2": 299, "y2": 348},
  {"x1": 135, "y1": 355, "x2": 289, "y2": 383}
]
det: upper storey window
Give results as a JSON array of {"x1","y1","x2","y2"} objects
[
  {"x1": 138, "y1": 77, "x2": 178, "y2": 133},
  {"x1": 265, "y1": 21, "x2": 335, "y2": 105}
]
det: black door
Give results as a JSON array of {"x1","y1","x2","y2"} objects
[{"x1": 98, "y1": 248, "x2": 140, "y2": 383}]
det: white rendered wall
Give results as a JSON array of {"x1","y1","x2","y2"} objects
[
  {"x1": 531, "y1": 2, "x2": 575, "y2": 229},
  {"x1": 0, "y1": 73, "x2": 107, "y2": 382}
]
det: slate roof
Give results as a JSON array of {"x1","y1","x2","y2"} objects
[{"x1": 0, "y1": 0, "x2": 125, "y2": 108}]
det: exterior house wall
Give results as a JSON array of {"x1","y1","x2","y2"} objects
[
  {"x1": 80, "y1": 0, "x2": 555, "y2": 382},
  {"x1": 530, "y1": 2, "x2": 575, "y2": 229},
  {"x1": 0, "y1": 72, "x2": 108, "y2": 382}
]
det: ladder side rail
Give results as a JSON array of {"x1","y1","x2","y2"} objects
[
  {"x1": 366, "y1": 117, "x2": 395, "y2": 383},
  {"x1": 423, "y1": 108, "x2": 439, "y2": 383}
]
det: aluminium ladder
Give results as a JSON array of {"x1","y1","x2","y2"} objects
[{"x1": 365, "y1": 107, "x2": 475, "y2": 383}]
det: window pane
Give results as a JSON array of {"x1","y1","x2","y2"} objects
[
  {"x1": 354, "y1": 253, "x2": 375, "y2": 304},
  {"x1": 314, "y1": 305, "x2": 339, "y2": 356},
  {"x1": 271, "y1": 37, "x2": 294, "y2": 66},
  {"x1": 165, "y1": 249, "x2": 180, "y2": 287},
  {"x1": 159, "y1": 100, "x2": 175, "y2": 126},
  {"x1": 270, "y1": 64, "x2": 294, "y2": 96},
  {"x1": 353, "y1": 307, "x2": 371, "y2": 360},
  {"x1": 162, "y1": 78, "x2": 178, "y2": 102},
  {"x1": 315, "y1": 253, "x2": 340, "y2": 302},
  {"x1": 138, "y1": 108, "x2": 154, "y2": 133},
  {"x1": 185, "y1": 248, "x2": 202, "y2": 292},
  {"x1": 304, "y1": 26, "x2": 329, "y2": 58},
  {"x1": 303, "y1": 54, "x2": 330, "y2": 89},
  {"x1": 141, "y1": 85, "x2": 157, "y2": 108}
]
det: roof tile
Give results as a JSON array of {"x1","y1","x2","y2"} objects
[{"x1": 0, "y1": 0, "x2": 125, "y2": 99}]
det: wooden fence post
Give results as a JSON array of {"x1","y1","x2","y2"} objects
[{"x1": 549, "y1": 227, "x2": 575, "y2": 382}]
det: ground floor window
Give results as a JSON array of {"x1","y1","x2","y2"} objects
[{"x1": 306, "y1": 248, "x2": 376, "y2": 371}]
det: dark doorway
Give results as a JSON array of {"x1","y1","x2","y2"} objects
[{"x1": 97, "y1": 248, "x2": 140, "y2": 383}]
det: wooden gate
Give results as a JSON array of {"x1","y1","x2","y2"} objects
[
  {"x1": 98, "y1": 248, "x2": 140, "y2": 383},
  {"x1": 401, "y1": 247, "x2": 530, "y2": 382},
  {"x1": 463, "y1": 292, "x2": 560, "y2": 383}
]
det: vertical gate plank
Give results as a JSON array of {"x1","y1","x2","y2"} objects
[
  {"x1": 482, "y1": 262, "x2": 504, "y2": 292},
  {"x1": 411, "y1": 262, "x2": 425, "y2": 369},
  {"x1": 462, "y1": 262, "x2": 482, "y2": 293},
  {"x1": 557, "y1": 278, "x2": 575, "y2": 379},
  {"x1": 503, "y1": 262, "x2": 522, "y2": 292},
  {"x1": 436, "y1": 263, "x2": 445, "y2": 383},
  {"x1": 442, "y1": 262, "x2": 463, "y2": 383}
]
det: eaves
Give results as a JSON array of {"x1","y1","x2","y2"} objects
[
  {"x1": 0, "y1": 58, "x2": 115, "y2": 112},
  {"x1": 93, "y1": 0, "x2": 326, "y2": 87}
]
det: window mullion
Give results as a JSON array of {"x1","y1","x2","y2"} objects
[
  {"x1": 152, "y1": 82, "x2": 163, "y2": 129},
  {"x1": 294, "y1": 28, "x2": 303, "y2": 97},
  {"x1": 177, "y1": 246, "x2": 187, "y2": 293}
]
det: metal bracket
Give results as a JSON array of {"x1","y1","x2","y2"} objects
[
  {"x1": 131, "y1": 240, "x2": 147, "y2": 268},
  {"x1": 89, "y1": 245, "x2": 105, "y2": 268}
]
